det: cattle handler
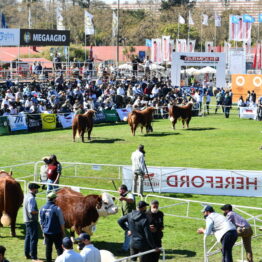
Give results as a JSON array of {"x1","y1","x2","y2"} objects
[{"x1": 131, "y1": 145, "x2": 147, "y2": 196}]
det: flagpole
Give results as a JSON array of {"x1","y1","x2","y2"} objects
[
  {"x1": 188, "y1": 12, "x2": 190, "y2": 51},
  {"x1": 116, "y1": 0, "x2": 120, "y2": 66},
  {"x1": 214, "y1": 13, "x2": 217, "y2": 49},
  {"x1": 201, "y1": 13, "x2": 203, "y2": 52},
  {"x1": 85, "y1": 34, "x2": 87, "y2": 61},
  {"x1": 178, "y1": 14, "x2": 180, "y2": 39}
]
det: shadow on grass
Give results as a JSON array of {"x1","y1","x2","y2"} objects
[
  {"x1": 144, "y1": 132, "x2": 180, "y2": 137},
  {"x1": 173, "y1": 249, "x2": 197, "y2": 257},
  {"x1": 94, "y1": 241, "x2": 124, "y2": 256},
  {"x1": 186, "y1": 127, "x2": 217, "y2": 131},
  {"x1": 89, "y1": 138, "x2": 125, "y2": 143},
  {"x1": 162, "y1": 193, "x2": 194, "y2": 198}
]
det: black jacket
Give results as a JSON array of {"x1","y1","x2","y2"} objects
[{"x1": 118, "y1": 210, "x2": 156, "y2": 250}]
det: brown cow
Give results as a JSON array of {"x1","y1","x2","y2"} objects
[
  {"x1": 127, "y1": 107, "x2": 155, "y2": 136},
  {"x1": 72, "y1": 110, "x2": 96, "y2": 142},
  {"x1": 0, "y1": 171, "x2": 23, "y2": 237},
  {"x1": 55, "y1": 188, "x2": 118, "y2": 235},
  {"x1": 169, "y1": 102, "x2": 193, "y2": 129}
]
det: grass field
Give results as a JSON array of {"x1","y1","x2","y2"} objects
[{"x1": 0, "y1": 112, "x2": 262, "y2": 262}]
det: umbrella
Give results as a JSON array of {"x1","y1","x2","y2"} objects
[{"x1": 199, "y1": 66, "x2": 216, "y2": 74}]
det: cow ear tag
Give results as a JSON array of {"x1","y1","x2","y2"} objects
[{"x1": 91, "y1": 225, "x2": 96, "y2": 232}]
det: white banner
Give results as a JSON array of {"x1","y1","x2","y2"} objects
[
  {"x1": 205, "y1": 41, "x2": 213, "y2": 52},
  {"x1": 228, "y1": 48, "x2": 246, "y2": 74},
  {"x1": 0, "y1": 29, "x2": 20, "y2": 46},
  {"x1": 187, "y1": 40, "x2": 196, "y2": 52},
  {"x1": 56, "y1": 2, "x2": 65, "y2": 31},
  {"x1": 176, "y1": 39, "x2": 187, "y2": 52},
  {"x1": 112, "y1": 11, "x2": 118, "y2": 38},
  {"x1": 8, "y1": 114, "x2": 28, "y2": 131},
  {"x1": 85, "y1": 11, "x2": 94, "y2": 35},
  {"x1": 122, "y1": 166, "x2": 262, "y2": 197},
  {"x1": 162, "y1": 36, "x2": 170, "y2": 62},
  {"x1": 116, "y1": 108, "x2": 132, "y2": 121},
  {"x1": 58, "y1": 113, "x2": 74, "y2": 128},
  {"x1": 239, "y1": 107, "x2": 257, "y2": 120},
  {"x1": 151, "y1": 38, "x2": 162, "y2": 63}
]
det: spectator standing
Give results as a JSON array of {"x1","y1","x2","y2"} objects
[
  {"x1": 40, "y1": 192, "x2": 65, "y2": 262},
  {"x1": 223, "y1": 91, "x2": 232, "y2": 118},
  {"x1": 23, "y1": 183, "x2": 42, "y2": 262},
  {"x1": 118, "y1": 201, "x2": 159, "y2": 262},
  {"x1": 118, "y1": 184, "x2": 136, "y2": 252},
  {"x1": 46, "y1": 155, "x2": 62, "y2": 192},
  {"x1": 0, "y1": 246, "x2": 9, "y2": 262},
  {"x1": 55, "y1": 237, "x2": 83, "y2": 262},
  {"x1": 131, "y1": 145, "x2": 147, "y2": 195},
  {"x1": 197, "y1": 205, "x2": 237, "y2": 262},
  {"x1": 146, "y1": 200, "x2": 164, "y2": 262},
  {"x1": 221, "y1": 204, "x2": 253, "y2": 262},
  {"x1": 76, "y1": 233, "x2": 101, "y2": 262}
]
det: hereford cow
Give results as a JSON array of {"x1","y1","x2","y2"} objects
[
  {"x1": 127, "y1": 107, "x2": 155, "y2": 136},
  {"x1": 169, "y1": 102, "x2": 193, "y2": 129},
  {"x1": 72, "y1": 110, "x2": 96, "y2": 142},
  {"x1": 55, "y1": 188, "x2": 118, "y2": 235},
  {"x1": 0, "y1": 171, "x2": 23, "y2": 237}
]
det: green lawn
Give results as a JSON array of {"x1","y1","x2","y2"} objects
[{"x1": 0, "y1": 113, "x2": 262, "y2": 262}]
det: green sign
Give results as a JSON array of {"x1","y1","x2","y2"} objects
[
  {"x1": 0, "y1": 116, "x2": 10, "y2": 135},
  {"x1": 103, "y1": 110, "x2": 120, "y2": 123}
]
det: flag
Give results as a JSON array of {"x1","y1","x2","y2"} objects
[
  {"x1": 243, "y1": 40, "x2": 251, "y2": 54},
  {"x1": 162, "y1": 36, "x2": 170, "y2": 62},
  {"x1": 259, "y1": 14, "x2": 262, "y2": 23},
  {"x1": 85, "y1": 11, "x2": 94, "y2": 35},
  {"x1": 176, "y1": 39, "x2": 187, "y2": 52},
  {"x1": 253, "y1": 43, "x2": 262, "y2": 69},
  {"x1": 178, "y1": 15, "x2": 185, "y2": 24},
  {"x1": 229, "y1": 15, "x2": 252, "y2": 41},
  {"x1": 205, "y1": 41, "x2": 213, "y2": 52},
  {"x1": 243, "y1": 14, "x2": 255, "y2": 23},
  {"x1": 231, "y1": 15, "x2": 240, "y2": 24},
  {"x1": 56, "y1": 2, "x2": 65, "y2": 30},
  {"x1": 145, "y1": 39, "x2": 152, "y2": 47},
  {"x1": 202, "y1": 14, "x2": 208, "y2": 26},
  {"x1": 112, "y1": 11, "x2": 118, "y2": 38},
  {"x1": 215, "y1": 14, "x2": 221, "y2": 27},
  {"x1": 187, "y1": 40, "x2": 196, "y2": 52},
  {"x1": 0, "y1": 13, "x2": 7, "y2": 28},
  {"x1": 151, "y1": 38, "x2": 162, "y2": 63},
  {"x1": 188, "y1": 12, "x2": 194, "y2": 25}
]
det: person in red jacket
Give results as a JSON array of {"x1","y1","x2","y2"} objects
[{"x1": 46, "y1": 155, "x2": 62, "y2": 193}]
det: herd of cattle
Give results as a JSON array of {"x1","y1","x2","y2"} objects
[
  {"x1": 0, "y1": 171, "x2": 118, "y2": 238},
  {"x1": 72, "y1": 102, "x2": 194, "y2": 141}
]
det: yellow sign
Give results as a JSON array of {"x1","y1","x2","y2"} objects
[
  {"x1": 232, "y1": 74, "x2": 262, "y2": 103},
  {"x1": 41, "y1": 114, "x2": 56, "y2": 130}
]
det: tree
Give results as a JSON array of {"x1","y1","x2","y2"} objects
[{"x1": 161, "y1": 0, "x2": 195, "y2": 9}]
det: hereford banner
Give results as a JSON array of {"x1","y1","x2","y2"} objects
[
  {"x1": 122, "y1": 166, "x2": 262, "y2": 197},
  {"x1": 20, "y1": 29, "x2": 70, "y2": 46},
  {"x1": 8, "y1": 114, "x2": 28, "y2": 132},
  {"x1": 41, "y1": 113, "x2": 56, "y2": 129},
  {"x1": 232, "y1": 74, "x2": 262, "y2": 103}
]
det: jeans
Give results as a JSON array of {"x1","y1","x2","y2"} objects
[
  {"x1": 221, "y1": 230, "x2": 238, "y2": 262},
  {"x1": 24, "y1": 221, "x2": 39, "y2": 259},
  {"x1": 122, "y1": 230, "x2": 130, "y2": 251},
  {"x1": 44, "y1": 233, "x2": 63, "y2": 262},
  {"x1": 47, "y1": 178, "x2": 59, "y2": 193},
  {"x1": 132, "y1": 173, "x2": 144, "y2": 195},
  {"x1": 237, "y1": 226, "x2": 253, "y2": 262}
]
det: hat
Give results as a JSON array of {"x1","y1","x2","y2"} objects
[
  {"x1": 138, "y1": 144, "x2": 145, "y2": 154},
  {"x1": 138, "y1": 201, "x2": 149, "y2": 209},
  {"x1": 75, "y1": 233, "x2": 90, "y2": 242},
  {"x1": 201, "y1": 205, "x2": 214, "y2": 213},
  {"x1": 221, "y1": 204, "x2": 232, "y2": 211},
  {"x1": 150, "y1": 200, "x2": 159, "y2": 205},
  {"x1": 62, "y1": 237, "x2": 73, "y2": 249},
  {"x1": 47, "y1": 191, "x2": 57, "y2": 200},
  {"x1": 28, "y1": 183, "x2": 40, "y2": 190}
]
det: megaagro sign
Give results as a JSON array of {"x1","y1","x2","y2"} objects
[
  {"x1": 122, "y1": 166, "x2": 262, "y2": 197},
  {"x1": 20, "y1": 29, "x2": 70, "y2": 46}
]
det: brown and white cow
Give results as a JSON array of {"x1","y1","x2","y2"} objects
[
  {"x1": 72, "y1": 110, "x2": 96, "y2": 142},
  {"x1": 55, "y1": 188, "x2": 118, "y2": 235},
  {"x1": 169, "y1": 102, "x2": 193, "y2": 129},
  {"x1": 127, "y1": 107, "x2": 155, "y2": 136},
  {"x1": 0, "y1": 171, "x2": 24, "y2": 237}
]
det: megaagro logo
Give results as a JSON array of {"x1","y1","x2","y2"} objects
[{"x1": 43, "y1": 115, "x2": 55, "y2": 123}]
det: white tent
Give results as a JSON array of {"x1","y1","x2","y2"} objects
[
  {"x1": 185, "y1": 67, "x2": 200, "y2": 75},
  {"x1": 199, "y1": 66, "x2": 216, "y2": 74},
  {"x1": 118, "y1": 64, "x2": 132, "y2": 70},
  {"x1": 150, "y1": 63, "x2": 165, "y2": 70}
]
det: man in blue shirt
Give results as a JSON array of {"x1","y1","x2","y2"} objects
[
  {"x1": 40, "y1": 192, "x2": 65, "y2": 262},
  {"x1": 23, "y1": 183, "x2": 42, "y2": 262}
]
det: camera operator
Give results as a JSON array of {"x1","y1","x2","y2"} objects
[{"x1": 76, "y1": 233, "x2": 101, "y2": 262}]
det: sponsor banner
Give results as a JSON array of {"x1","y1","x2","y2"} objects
[
  {"x1": 0, "y1": 28, "x2": 20, "y2": 46},
  {"x1": 94, "y1": 111, "x2": 106, "y2": 123},
  {"x1": 122, "y1": 166, "x2": 262, "y2": 197},
  {"x1": 57, "y1": 113, "x2": 74, "y2": 128},
  {"x1": 41, "y1": 113, "x2": 56, "y2": 129},
  {"x1": 0, "y1": 116, "x2": 9, "y2": 135},
  {"x1": 116, "y1": 108, "x2": 132, "y2": 121},
  {"x1": 162, "y1": 36, "x2": 170, "y2": 62},
  {"x1": 8, "y1": 114, "x2": 28, "y2": 132},
  {"x1": 103, "y1": 110, "x2": 119, "y2": 122},
  {"x1": 20, "y1": 29, "x2": 70, "y2": 46},
  {"x1": 232, "y1": 74, "x2": 262, "y2": 103},
  {"x1": 27, "y1": 114, "x2": 42, "y2": 132},
  {"x1": 228, "y1": 49, "x2": 246, "y2": 75},
  {"x1": 239, "y1": 107, "x2": 257, "y2": 120}
]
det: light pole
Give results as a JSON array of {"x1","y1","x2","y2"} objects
[{"x1": 117, "y1": 0, "x2": 120, "y2": 66}]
